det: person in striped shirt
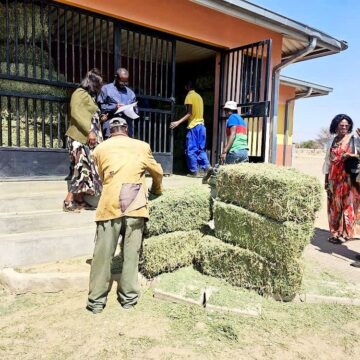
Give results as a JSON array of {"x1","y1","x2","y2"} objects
[{"x1": 220, "y1": 100, "x2": 249, "y2": 164}]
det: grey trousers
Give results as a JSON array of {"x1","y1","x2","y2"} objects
[{"x1": 87, "y1": 217, "x2": 145, "y2": 311}]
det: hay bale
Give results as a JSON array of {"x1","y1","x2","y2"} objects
[
  {"x1": 214, "y1": 201, "x2": 314, "y2": 263},
  {"x1": 217, "y1": 163, "x2": 322, "y2": 223},
  {"x1": 147, "y1": 185, "x2": 210, "y2": 237},
  {"x1": 0, "y1": 2, "x2": 48, "y2": 42},
  {"x1": 195, "y1": 235, "x2": 272, "y2": 293},
  {"x1": 140, "y1": 230, "x2": 202, "y2": 278},
  {"x1": 195, "y1": 236, "x2": 303, "y2": 298},
  {"x1": 0, "y1": 44, "x2": 50, "y2": 68}
]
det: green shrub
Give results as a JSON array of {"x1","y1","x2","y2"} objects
[
  {"x1": 147, "y1": 185, "x2": 211, "y2": 237},
  {"x1": 0, "y1": 44, "x2": 51, "y2": 67},
  {"x1": 140, "y1": 230, "x2": 202, "y2": 278},
  {"x1": 216, "y1": 163, "x2": 322, "y2": 223},
  {"x1": 0, "y1": 2, "x2": 48, "y2": 42},
  {"x1": 214, "y1": 200, "x2": 314, "y2": 263}
]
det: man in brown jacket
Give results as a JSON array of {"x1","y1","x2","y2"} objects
[{"x1": 86, "y1": 117, "x2": 163, "y2": 314}]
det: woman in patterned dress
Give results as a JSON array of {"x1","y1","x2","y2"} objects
[
  {"x1": 324, "y1": 114, "x2": 360, "y2": 243},
  {"x1": 63, "y1": 68, "x2": 104, "y2": 212}
]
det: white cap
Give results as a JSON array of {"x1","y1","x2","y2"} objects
[{"x1": 223, "y1": 100, "x2": 238, "y2": 111}]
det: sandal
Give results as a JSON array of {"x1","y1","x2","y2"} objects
[
  {"x1": 63, "y1": 201, "x2": 80, "y2": 213},
  {"x1": 76, "y1": 201, "x2": 95, "y2": 210},
  {"x1": 328, "y1": 236, "x2": 341, "y2": 244}
]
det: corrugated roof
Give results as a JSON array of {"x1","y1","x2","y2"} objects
[{"x1": 192, "y1": 0, "x2": 348, "y2": 62}]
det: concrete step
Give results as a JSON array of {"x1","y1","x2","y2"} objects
[
  {"x1": 0, "y1": 180, "x2": 68, "y2": 196},
  {"x1": 0, "y1": 226, "x2": 96, "y2": 268},
  {"x1": 0, "y1": 191, "x2": 65, "y2": 213},
  {"x1": 0, "y1": 209, "x2": 95, "y2": 235}
]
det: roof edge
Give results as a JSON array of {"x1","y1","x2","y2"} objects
[{"x1": 280, "y1": 75, "x2": 333, "y2": 95}]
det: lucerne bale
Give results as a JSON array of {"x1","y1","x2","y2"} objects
[
  {"x1": 216, "y1": 163, "x2": 322, "y2": 223},
  {"x1": 146, "y1": 185, "x2": 210, "y2": 237}
]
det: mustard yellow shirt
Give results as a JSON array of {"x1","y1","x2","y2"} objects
[
  {"x1": 93, "y1": 135, "x2": 163, "y2": 222},
  {"x1": 184, "y1": 90, "x2": 204, "y2": 129}
]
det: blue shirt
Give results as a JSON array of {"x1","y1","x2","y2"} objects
[{"x1": 97, "y1": 82, "x2": 136, "y2": 138}]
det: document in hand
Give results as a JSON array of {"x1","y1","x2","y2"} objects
[{"x1": 115, "y1": 102, "x2": 139, "y2": 120}]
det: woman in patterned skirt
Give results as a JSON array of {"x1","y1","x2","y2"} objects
[
  {"x1": 63, "y1": 68, "x2": 104, "y2": 212},
  {"x1": 324, "y1": 114, "x2": 360, "y2": 243}
]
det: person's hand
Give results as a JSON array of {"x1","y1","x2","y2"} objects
[
  {"x1": 100, "y1": 113, "x2": 108, "y2": 123},
  {"x1": 170, "y1": 121, "x2": 180, "y2": 129},
  {"x1": 116, "y1": 103, "x2": 124, "y2": 109},
  {"x1": 220, "y1": 152, "x2": 227, "y2": 164},
  {"x1": 87, "y1": 132, "x2": 97, "y2": 148}
]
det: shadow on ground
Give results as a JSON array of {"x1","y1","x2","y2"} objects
[{"x1": 311, "y1": 228, "x2": 359, "y2": 262}]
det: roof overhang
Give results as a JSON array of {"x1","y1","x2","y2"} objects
[
  {"x1": 280, "y1": 75, "x2": 333, "y2": 98},
  {"x1": 191, "y1": 0, "x2": 348, "y2": 62}
]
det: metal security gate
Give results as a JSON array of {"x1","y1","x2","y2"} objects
[
  {"x1": 217, "y1": 39, "x2": 272, "y2": 162},
  {"x1": 0, "y1": 0, "x2": 176, "y2": 177}
]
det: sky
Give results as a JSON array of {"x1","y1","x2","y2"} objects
[{"x1": 252, "y1": 0, "x2": 360, "y2": 142}]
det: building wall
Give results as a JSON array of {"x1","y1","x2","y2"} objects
[{"x1": 276, "y1": 84, "x2": 296, "y2": 166}]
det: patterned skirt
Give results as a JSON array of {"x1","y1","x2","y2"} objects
[{"x1": 66, "y1": 138, "x2": 102, "y2": 196}]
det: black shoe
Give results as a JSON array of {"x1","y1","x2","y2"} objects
[
  {"x1": 86, "y1": 305, "x2": 103, "y2": 314},
  {"x1": 355, "y1": 254, "x2": 360, "y2": 261}
]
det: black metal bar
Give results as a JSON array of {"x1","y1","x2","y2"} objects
[
  {"x1": 256, "y1": 117, "x2": 260, "y2": 156},
  {"x1": 79, "y1": 13, "x2": 82, "y2": 80},
  {"x1": 144, "y1": 35, "x2": 148, "y2": 95},
  {"x1": 7, "y1": 97, "x2": 11, "y2": 146},
  {"x1": 40, "y1": 2, "x2": 45, "y2": 79},
  {"x1": 264, "y1": 40, "x2": 272, "y2": 101},
  {"x1": 86, "y1": 16, "x2": 89, "y2": 71},
  {"x1": 33, "y1": 98, "x2": 37, "y2": 147},
  {"x1": 58, "y1": 102, "x2": 62, "y2": 147},
  {"x1": 0, "y1": 74, "x2": 77, "y2": 89},
  {"x1": 253, "y1": 44, "x2": 260, "y2": 102},
  {"x1": 41, "y1": 100, "x2": 45, "y2": 147},
  {"x1": 138, "y1": 33, "x2": 142, "y2": 93},
  {"x1": 57, "y1": 7, "x2": 60, "y2": 81},
  {"x1": 160, "y1": 39, "x2": 164, "y2": 98},
  {"x1": 217, "y1": 52, "x2": 225, "y2": 157},
  {"x1": 93, "y1": 17, "x2": 96, "y2": 68},
  {"x1": 137, "y1": 107, "x2": 172, "y2": 114},
  {"x1": 242, "y1": 49, "x2": 249, "y2": 104},
  {"x1": 132, "y1": 32, "x2": 136, "y2": 89},
  {"x1": 248, "y1": 46, "x2": 254, "y2": 103},
  {"x1": 234, "y1": 50, "x2": 240, "y2": 103},
  {"x1": 154, "y1": 38, "x2": 159, "y2": 97},
  {"x1": 5, "y1": 0, "x2": 10, "y2": 75},
  {"x1": 15, "y1": 97, "x2": 20, "y2": 147},
  {"x1": 25, "y1": 98, "x2": 29, "y2": 147},
  {"x1": 154, "y1": 113, "x2": 157, "y2": 152},
  {"x1": 48, "y1": 5, "x2": 52, "y2": 81},
  {"x1": 106, "y1": 20, "x2": 109, "y2": 80},
  {"x1": 71, "y1": 11, "x2": 75, "y2": 83},
  {"x1": 149, "y1": 37, "x2": 153, "y2": 96},
  {"x1": 64, "y1": 9, "x2": 68, "y2": 82},
  {"x1": 23, "y1": 0, "x2": 28, "y2": 78},
  {"x1": 170, "y1": 40, "x2": 176, "y2": 159},
  {"x1": 32, "y1": 0, "x2": 36, "y2": 78},
  {"x1": 99, "y1": 19, "x2": 103, "y2": 75},
  {"x1": 113, "y1": 23, "x2": 121, "y2": 73},
  {"x1": 49, "y1": 101, "x2": 53, "y2": 148},
  {"x1": 164, "y1": 113, "x2": 168, "y2": 152},
  {"x1": 14, "y1": 0, "x2": 19, "y2": 76},
  {"x1": 165, "y1": 41, "x2": 169, "y2": 98},
  {"x1": 229, "y1": 52, "x2": 235, "y2": 101},
  {"x1": 126, "y1": 30, "x2": 130, "y2": 70},
  {"x1": 159, "y1": 112, "x2": 163, "y2": 152},
  {"x1": 259, "y1": 42, "x2": 265, "y2": 101}
]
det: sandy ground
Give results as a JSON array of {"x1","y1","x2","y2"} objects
[{"x1": 293, "y1": 154, "x2": 360, "y2": 283}]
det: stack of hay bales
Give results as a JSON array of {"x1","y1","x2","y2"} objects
[
  {"x1": 139, "y1": 185, "x2": 211, "y2": 278},
  {"x1": 196, "y1": 163, "x2": 322, "y2": 299},
  {"x1": 0, "y1": 2, "x2": 67, "y2": 147}
]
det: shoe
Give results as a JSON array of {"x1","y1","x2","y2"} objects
[
  {"x1": 86, "y1": 305, "x2": 103, "y2": 314},
  {"x1": 202, "y1": 167, "x2": 213, "y2": 184},
  {"x1": 355, "y1": 254, "x2": 360, "y2": 261},
  {"x1": 350, "y1": 261, "x2": 360, "y2": 268}
]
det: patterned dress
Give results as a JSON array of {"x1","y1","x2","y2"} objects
[
  {"x1": 67, "y1": 110, "x2": 103, "y2": 196},
  {"x1": 327, "y1": 140, "x2": 360, "y2": 239}
]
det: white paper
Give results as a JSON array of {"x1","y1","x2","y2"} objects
[{"x1": 114, "y1": 102, "x2": 139, "y2": 120}]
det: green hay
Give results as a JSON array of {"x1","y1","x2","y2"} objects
[
  {"x1": 140, "y1": 230, "x2": 202, "y2": 278},
  {"x1": 214, "y1": 200, "x2": 314, "y2": 263},
  {"x1": 195, "y1": 236, "x2": 303, "y2": 298},
  {"x1": 146, "y1": 185, "x2": 211, "y2": 237},
  {"x1": 0, "y1": 2, "x2": 48, "y2": 42},
  {"x1": 0, "y1": 44, "x2": 51, "y2": 68},
  {"x1": 217, "y1": 163, "x2": 322, "y2": 223}
]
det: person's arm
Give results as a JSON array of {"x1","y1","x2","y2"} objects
[
  {"x1": 145, "y1": 145, "x2": 163, "y2": 195},
  {"x1": 220, "y1": 126, "x2": 236, "y2": 163},
  {"x1": 170, "y1": 104, "x2": 192, "y2": 129},
  {"x1": 97, "y1": 86, "x2": 117, "y2": 115}
]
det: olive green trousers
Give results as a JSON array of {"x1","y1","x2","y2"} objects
[{"x1": 87, "y1": 217, "x2": 145, "y2": 311}]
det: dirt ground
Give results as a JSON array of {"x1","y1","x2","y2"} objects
[{"x1": 1, "y1": 156, "x2": 360, "y2": 359}]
